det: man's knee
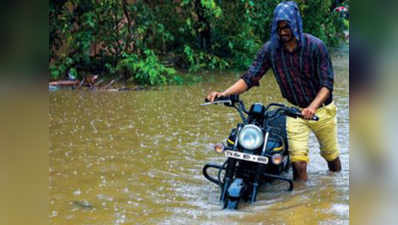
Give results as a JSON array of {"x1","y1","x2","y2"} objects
[
  {"x1": 321, "y1": 149, "x2": 340, "y2": 169},
  {"x1": 290, "y1": 153, "x2": 309, "y2": 164}
]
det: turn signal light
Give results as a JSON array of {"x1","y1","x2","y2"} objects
[
  {"x1": 214, "y1": 143, "x2": 225, "y2": 153},
  {"x1": 271, "y1": 154, "x2": 283, "y2": 165}
]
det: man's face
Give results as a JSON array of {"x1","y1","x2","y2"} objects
[{"x1": 278, "y1": 21, "x2": 293, "y2": 43}]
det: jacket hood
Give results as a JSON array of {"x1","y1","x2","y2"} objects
[{"x1": 271, "y1": 1, "x2": 304, "y2": 50}]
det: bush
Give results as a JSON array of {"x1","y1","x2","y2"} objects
[{"x1": 116, "y1": 50, "x2": 177, "y2": 85}]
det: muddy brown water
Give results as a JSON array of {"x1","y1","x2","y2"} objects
[{"x1": 49, "y1": 55, "x2": 348, "y2": 225}]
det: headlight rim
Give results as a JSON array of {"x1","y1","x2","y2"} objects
[{"x1": 238, "y1": 124, "x2": 264, "y2": 150}]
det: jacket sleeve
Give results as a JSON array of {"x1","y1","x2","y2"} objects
[
  {"x1": 316, "y1": 41, "x2": 334, "y2": 92},
  {"x1": 240, "y1": 42, "x2": 271, "y2": 89}
]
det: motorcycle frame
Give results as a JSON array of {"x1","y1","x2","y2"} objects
[{"x1": 203, "y1": 99, "x2": 296, "y2": 206}]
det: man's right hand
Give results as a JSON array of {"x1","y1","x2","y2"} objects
[
  {"x1": 206, "y1": 91, "x2": 226, "y2": 102},
  {"x1": 206, "y1": 79, "x2": 248, "y2": 102}
]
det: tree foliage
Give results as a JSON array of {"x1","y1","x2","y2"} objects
[{"x1": 49, "y1": 0, "x2": 347, "y2": 84}]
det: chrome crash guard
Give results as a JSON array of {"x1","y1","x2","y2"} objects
[{"x1": 203, "y1": 163, "x2": 293, "y2": 202}]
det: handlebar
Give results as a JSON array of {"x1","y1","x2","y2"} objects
[
  {"x1": 202, "y1": 95, "x2": 319, "y2": 121},
  {"x1": 284, "y1": 107, "x2": 319, "y2": 121},
  {"x1": 203, "y1": 94, "x2": 240, "y2": 106}
]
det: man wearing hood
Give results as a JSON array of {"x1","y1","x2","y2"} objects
[{"x1": 206, "y1": 1, "x2": 341, "y2": 181}]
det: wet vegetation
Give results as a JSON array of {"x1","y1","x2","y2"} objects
[{"x1": 49, "y1": 0, "x2": 349, "y2": 86}]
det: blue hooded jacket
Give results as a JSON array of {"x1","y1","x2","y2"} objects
[{"x1": 271, "y1": 1, "x2": 304, "y2": 52}]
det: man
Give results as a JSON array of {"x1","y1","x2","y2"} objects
[{"x1": 206, "y1": 1, "x2": 341, "y2": 181}]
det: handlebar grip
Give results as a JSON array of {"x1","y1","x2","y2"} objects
[
  {"x1": 312, "y1": 115, "x2": 319, "y2": 121},
  {"x1": 286, "y1": 107, "x2": 319, "y2": 121},
  {"x1": 300, "y1": 113, "x2": 319, "y2": 121},
  {"x1": 204, "y1": 96, "x2": 230, "y2": 103},
  {"x1": 204, "y1": 94, "x2": 239, "y2": 103},
  {"x1": 214, "y1": 96, "x2": 229, "y2": 101}
]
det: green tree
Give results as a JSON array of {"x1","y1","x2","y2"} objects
[{"x1": 49, "y1": 0, "x2": 347, "y2": 85}]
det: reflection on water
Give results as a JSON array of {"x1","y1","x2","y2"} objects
[{"x1": 49, "y1": 55, "x2": 348, "y2": 225}]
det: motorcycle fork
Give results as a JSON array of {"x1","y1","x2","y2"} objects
[
  {"x1": 251, "y1": 129, "x2": 270, "y2": 203},
  {"x1": 220, "y1": 158, "x2": 236, "y2": 201},
  {"x1": 221, "y1": 124, "x2": 242, "y2": 202}
]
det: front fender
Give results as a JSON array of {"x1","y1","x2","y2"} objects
[{"x1": 227, "y1": 178, "x2": 246, "y2": 198}]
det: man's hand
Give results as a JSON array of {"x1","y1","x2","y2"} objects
[
  {"x1": 206, "y1": 79, "x2": 248, "y2": 102},
  {"x1": 206, "y1": 91, "x2": 225, "y2": 102},
  {"x1": 301, "y1": 87, "x2": 330, "y2": 119},
  {"x1": 301, "y1": 105, "x2": 317, "y2": 120}
]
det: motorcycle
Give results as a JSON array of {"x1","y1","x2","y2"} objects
[{"x1": 201, "y1": 95, "x2": 319, "y2": 209}]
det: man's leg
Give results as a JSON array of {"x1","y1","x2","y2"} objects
[
  {"x1": 286, "y1": 117, "x2": 311, "y2": 181},
  {"x1": 292, "y1": 161, "x2": 308, "y2": 181},
  {"x1": 327, "y1": 156, "x2": 341, "y2": 172},
  {"x1": 309, "y1": 102, "x2": 341, "y2": 172}
]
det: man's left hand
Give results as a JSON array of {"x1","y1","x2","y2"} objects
[{"x1": 301, "y1": 106, "x2": 317, "y2": 120}]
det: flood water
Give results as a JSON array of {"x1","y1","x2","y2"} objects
[{"x1": 49, "y1": 55, "x2": 349, "y2": 225}]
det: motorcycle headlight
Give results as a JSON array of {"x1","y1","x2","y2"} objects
[{"x1": 238, "y1": 125, "x2": 264, "y2": 150}]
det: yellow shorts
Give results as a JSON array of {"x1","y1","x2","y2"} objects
[{"x1": 286, "y1": 102, "x2": 340, "y2": 163}]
